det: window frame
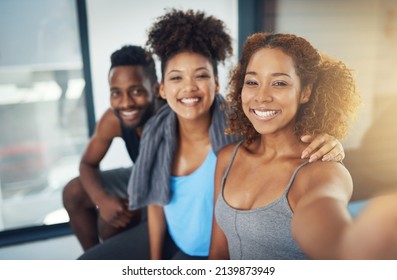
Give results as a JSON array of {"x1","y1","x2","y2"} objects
[{"x1": 0, "y1": 0, "x2": 95, "y2": 247}]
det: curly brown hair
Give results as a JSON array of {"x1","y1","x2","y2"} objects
[
  {"x1": 145, "y1": 9, "x2": 233, "y2": 80},
  {"x1": 226, "y1": 32, "x2": 361, "y2": 143}
]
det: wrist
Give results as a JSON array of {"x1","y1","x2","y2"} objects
[{"x1": 92, "y1": 191, "x2": 109, "y2": 207}]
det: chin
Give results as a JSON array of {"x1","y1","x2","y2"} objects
[{"x1": 120, "y1": 119, "x2": 139, "y2": 128}]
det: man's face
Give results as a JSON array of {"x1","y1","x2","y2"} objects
[{"x1": 109, "y1": 65, "x2": 155, "y2": 128}]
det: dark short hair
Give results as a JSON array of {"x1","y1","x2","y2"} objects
[{"x1": 110, "y1": 45, "x2": 157, "y2": 84}]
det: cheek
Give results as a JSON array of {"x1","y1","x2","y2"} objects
[
  {"x1": 241, "y1": 89, "x2": 253, "y2": 107},
  {"x1": 135, "y1": 96, "x2": 151, "y2": 107},
  {"x1": 200, "y1": 82, "x2": 216, "y2": 96},
  {"x1": 109, "y1": 97, "x2": 118, "y2": 108},
  {"x1": 164, "y1": 85, "x2": 179, "y2": 98},
  {"x1": 240, "y1": 91, "x2": 251, "y2": 116}
]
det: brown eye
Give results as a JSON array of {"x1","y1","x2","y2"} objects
[
  {"x1": 169, "y1": 76, "x2": 182, "y2": 81},
  {"x1": 110, "y1": 91, "x2": 120, "y2": 98},
  {"x1": 244, "y1": 80, "x2": 257, "y2": 86},
  {"x1": 273, "y1": 81, "x2": 287, "y2": 86},
  {"x1": 196, "y1": 73, "x2": 210, "y2": 79},
  {"x1": 130, "y1": 88, "x2": 146, "y2": 96}
]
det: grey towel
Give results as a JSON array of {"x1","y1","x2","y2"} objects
[{"x1": 128, "y1": 94, "x2": 240, "y2": 210}]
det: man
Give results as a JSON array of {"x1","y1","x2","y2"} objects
[{"x1": 63, "y1": 45, "x2": 161, "y2": 251}]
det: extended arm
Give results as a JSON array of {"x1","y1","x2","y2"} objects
[
  {"x1": 338, "y1": 191, "x2": 397, "y2": 259},
  {"x1": 293, "y1": 162, "x2": 397, "y2": 260},
  {"x1": 291, "y1": 162, "x2": 353, "y2": 259}
]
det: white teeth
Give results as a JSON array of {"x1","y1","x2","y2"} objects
[
  {"x1": 121, "y1": 110, "x2": 138, "y2": 116},
  {"x1": 180, "y1": 97, "x2": 200, "y2": 104},
  {"x1": 253, "y1": 110, "x2": 277, "y2": 118}
]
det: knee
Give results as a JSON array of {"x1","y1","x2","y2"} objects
[{"x1": 62, "y1": 177, "x2": 86, "y2": 210}]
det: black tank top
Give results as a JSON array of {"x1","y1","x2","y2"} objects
[{"x1": 120, "y1": 124, "x2": 140, "y2": 162}]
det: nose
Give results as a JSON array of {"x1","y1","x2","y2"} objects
[
  {"x1": 183, "y1": 78, "x2": 199, "y2": 92},
  {"x1": 120, "y1": 92, "x2": 136, "y2": 108},
  {"x1": 255, "y1": 85, "x2": 273, "y2": 103}
]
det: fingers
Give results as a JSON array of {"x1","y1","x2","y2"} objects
[
  {"x1": 301, "y1": 133, "x2": 344, "y2": 163},
  {"x1": 322, "y1": 148, "x2": 345, "y2": 162},
  {"x1": 320, "y1": 140, "x2": 345, "y2": 162},
  {"x1": 301, "y1": 133, "x2": 331, "y2": 161},
  {"x1": 300, "y1": 134, "x2": 315, "y2": 144},
  {"x1": 309, "y1": 141, "x2": 340, "y2": 162},
  {"x1": 109, "y1": 212, "x2": 132, "y2": 228},
  {"x1": 110, "y1": 216, "x2": 129, "y2": 228}
]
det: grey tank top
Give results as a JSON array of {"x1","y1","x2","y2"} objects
[{"x1": 215, "y1": 141, "x2": 309, "y2": 260}]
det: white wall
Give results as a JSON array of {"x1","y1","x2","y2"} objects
[
  {"x1": 85, "y1": 0, "x2": 238, "y2": 169},
  {"x1": 276, "y1": 0, "x2": 384, "y2": 149}
]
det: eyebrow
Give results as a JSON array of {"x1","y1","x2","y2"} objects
[
  {"x1": 110, "y1": 85, "x2": 142, "y2": 90},
  {"x1": 245, "y1": 71, "x2": 292, "y2": 79},
  {"x1": 166, "y1": 67, "x2": 210, "y2": 75}
]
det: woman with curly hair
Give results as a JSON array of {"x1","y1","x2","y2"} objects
[
  {"x1": 79, "y1": 10, "x2": 346, "y2": 260},
  {"x1": 209, "y1": 33, "x2": 397, "y2": 260}
]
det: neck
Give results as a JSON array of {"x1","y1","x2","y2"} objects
[
  {"x1": 177, "y1": 113, "x2": 211, "y2": 144},
  {"x1": 252, "y1": 128, "x2": 305, "y2": 160}
]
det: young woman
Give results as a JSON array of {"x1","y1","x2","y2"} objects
[
  {"x1": 79, "y1": 11, "x2": 346, "y2": 260},
  {"x1": 209, "y1": 32, "x2": 396, "y2": 260}
]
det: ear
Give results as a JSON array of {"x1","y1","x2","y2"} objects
[
  {"x1": 159, "y1": 83, "x2": 166, "y2": 99},
  {"x1": 300, "y1": 84, "x2": 312, "y2": 104}
]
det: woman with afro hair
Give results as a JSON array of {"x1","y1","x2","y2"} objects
[
  {"x1": 79, "y1": 10, "x2": 346, "y2": 260},
  {"x1": 209, "y1": 33, "x2": 397, "y2": 260}
]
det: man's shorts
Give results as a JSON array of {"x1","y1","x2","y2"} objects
[
  {"x1": 99, "y1": 166, "x2": 146, "y2": 222},
  {"x1": 100, "y1": 167, "x2": 132, "y2": 198}
]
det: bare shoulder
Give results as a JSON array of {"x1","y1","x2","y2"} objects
[
  {"x1": 94, "y1": 108, "x2": 121, "y2": 139},
  {"x1": 216, "y1": 142, "x2": 241, "y2": 174},
  {"x1": 295, "y1": 161, "x2": 353, "y2": 202},
  {"x1": 300, "y1": 161, "x2": 352, "y2": 182},
  {"x1": 217, "y1": 142, "x2": 241, "y2": 163}
]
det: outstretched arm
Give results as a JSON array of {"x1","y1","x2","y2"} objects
[
  {"x1": 291, "y1": 161, "x2": 353, "y2": 259},
  {"x1": 293, "y1": 162, "x2": 397, "y2": 260},
  {"x1": 339, "y1": 191, "x2": 397, "y2": 259}
]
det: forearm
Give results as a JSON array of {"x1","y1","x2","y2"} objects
[
  {"x1": 79, "y1": 162, "x2": 109, "y2": 205},
  {"x1": 294, "y1": 194, "x2": 397, "y2": 260},
  {"x1": 148, "y1": 205, "x2": 166, "y2": 260},
  {"x1": 340, "y1": 192, "x2": 397, "y2": 259}
]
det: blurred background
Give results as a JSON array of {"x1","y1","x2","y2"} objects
[{"x1": 0, "y1": 0, "x2": 395, "y2": 259}]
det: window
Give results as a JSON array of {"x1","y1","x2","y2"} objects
[{"x1": 0, "y1": 0, "x2": 91, "y2": 239}]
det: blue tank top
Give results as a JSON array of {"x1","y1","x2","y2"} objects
[
  {"x1": 215, "y1": 141, "x2": 309, "y2": 259},
  {"x1": 164, "y1": 149, "x2": 216, "y2": 256}
]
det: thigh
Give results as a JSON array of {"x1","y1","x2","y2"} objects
[
  {"x1": 100, "y1": 167, "x2": 132, "y2": 198},
  {"x1": 78, "y1": 221, "x2": 150, "y2": 260}
]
